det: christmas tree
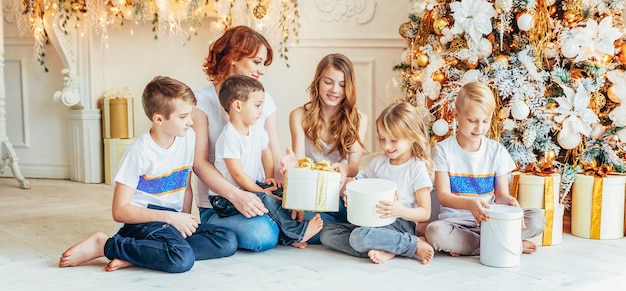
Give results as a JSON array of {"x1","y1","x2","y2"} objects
[{"x1": 393, "y1": 0, "x2": 626, "y2": 209}]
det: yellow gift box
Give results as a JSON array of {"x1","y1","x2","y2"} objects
[
  {"x1": 571, "y1": 174, "x2": 625, "y2": 240},
  {"x1": 511, "y1": 173, "x2": 562, "y2": 246},
  {"x1": 103, "y1": 138, "x2": 134, "y2": 185},
  {"x1": 283, "y1": 159, "x2": 342, "y2": 212},
  {"x1": 103, "y1": 97, "x2": 134, "y2": 139}
]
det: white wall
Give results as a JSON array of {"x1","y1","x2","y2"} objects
[{"x1": 2, "y1": 0, "x2": 411, "y2": 180}]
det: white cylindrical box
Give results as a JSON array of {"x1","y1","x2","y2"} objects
[
  {"x1": 480, "y1": 204, "x2": 523, "y2": 268},
  {"x1": 346, "y1": 178, "x2": 397, "y2": 227}
]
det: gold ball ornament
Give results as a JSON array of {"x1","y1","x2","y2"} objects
[
  {"x1": 600, "y1": 54, "x2": 613, "y2": 64},
  {"x1": 433, "y1": 18, "x2": 449, "y2": 35},
  {"x1": 433, "y1": 70, "x2": 446, "y2": 83},
  {"x1": 589, "y1": 91, "x2": 606, "y2": 113},
  {"x1": 399, "y1": 22, "x2": 413, "y2": 39},
  {"x1": 545, "y1": 149, "x2": 556, "y2": 162},
  {"x1": 494, "y1": 55, "x2": 509, "y2": 69},
  {"x1": 548, "y1": 5, "x2": 557, "y2": 16},
  {"x1": 607, "y1": 86, "x2": 621, "y2": 103},
  {"x1": 416, "y1": 54, "x2": 429, "y2": 67},
  {"x1": 253, "y1": 4, "x2": 267, "y2": 19}
]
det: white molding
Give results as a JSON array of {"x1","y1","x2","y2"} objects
[
  {"x1": 4, "y1": 56, "x2": 31, "y2": 149},
  {"x1": 296, "y1": 37, "x2": 406, "y2": 48},
  {"x1": 0, "y1": 162, "x2": 69, "y2": 179},
  {"x1": 315, "y1": 0, "x2": 377, "y2": 24}
]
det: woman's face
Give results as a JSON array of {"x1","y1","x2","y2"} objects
[
  {"x1": 229, "y1": 45, "x2": 268, "y2": 80},
  {"x1": 317, "y1": 66, "x2": 346, "y2": 108}
]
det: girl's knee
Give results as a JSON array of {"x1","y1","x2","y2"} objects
[
  {"x1": 524, "y1": 208, "x2": 547, "y2": 233},
  {"x1": 348, "y1": 227, "x2": 369, "y2": 251},
  {"x1": 425, "y1": 220, "x2": 448, "y2": 243}
]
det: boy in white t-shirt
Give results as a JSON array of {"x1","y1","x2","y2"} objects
[
  {"x1": 425, "y1": 81, "x2": 545, "y2": 256},
  {"x1": 59, "y1": 76, "x2": 237, "y2": 273},
  {"x1": 212, "y1": 75, "x2": 323, "y2": 248}
]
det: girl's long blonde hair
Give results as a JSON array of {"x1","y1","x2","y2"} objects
[
  {"x1": 376, "y1": 102, "x2": 434, "y2": 175},
  {"x1": 302, "y1": 53, "x2": 364, "y2": 160}
]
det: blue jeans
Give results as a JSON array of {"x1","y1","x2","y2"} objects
[
  {"x1": 320, "y1": 219, "x2": 418, "y2": 258},
  {"x1": 104, "y1": 221, "x2": 237, "y2": 273},
  {"x1": 199, "y1": 208, "x2": 279, "y2": 252}
]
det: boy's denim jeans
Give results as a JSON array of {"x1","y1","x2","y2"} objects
[{"x1": 104, "y1": 206, "x2": 237, "y2": 273}]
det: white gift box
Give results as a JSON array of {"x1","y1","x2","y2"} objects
[
  {"x1": 103, "y1": 138, "x2": 134, "y2": 185},
  {"x1": 527, "y1": 204, "x2": 565, "y2": 246},
  {"x1": 282, "y1": 168, "x2": 342, "y2": 212},
  {"x1": 571, "y1": 174, "x2": 625, "y2": 240},
  {"x1": 511, "y1": 173, "x2": 563, "y2": 246},
  {"x1": 346, "y1": 178, "x2": 397, "y2": 227}
]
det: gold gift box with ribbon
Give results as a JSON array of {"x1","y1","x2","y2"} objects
[
  {"x1": 511, "y1": 171, "x2": 563, "y2": 246},
  {"x1": 283, "y1": 158, "x2": 342, "y2": 212},
  {"x1": 101, "y1": 88, "x2": 134, "y2": 139}
]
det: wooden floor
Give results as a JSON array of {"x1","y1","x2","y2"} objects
[{"x1": 1, "y1": 177, "x2": 625, "y2": 290}]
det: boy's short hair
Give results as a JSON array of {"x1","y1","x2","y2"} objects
[
  {"x1": 218, "y1": 75, "x2": 265, "y2": 112},
  {"x1": 142, "y1": 76, "x2": 196, "y2": 119},
  {"x1": 455, "y1": 81, "x2": 496, "y2": 115}
]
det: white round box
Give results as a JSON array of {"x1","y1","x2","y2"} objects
[{"x1": 346, "y1": 178, "x2": 397, "y2": 227}]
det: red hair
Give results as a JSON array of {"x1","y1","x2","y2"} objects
[{"x1": 202, "y1": 26, "x2": 273, "y2": 83}]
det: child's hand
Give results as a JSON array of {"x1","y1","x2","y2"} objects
[
  {"x1": 262, "y1": 188, "x2": 282, "y2": 201},
  {"x1": 340, "y1": 177, "x2": 356, "y2": 196},
  {"x1": 167, "y1": 212, "x2": 198, "y2": 238},
  {"x1": 469, "y1": 199, "x2": 490, "y2": 226},
  {"x1": 280, "y1": 147, "x2": 297, "y2": 176},
  {"x1": 376, "y1": 200, "x2": 403, "y2": 218},
  {"x1": 291, "y1": 210, "x2": 305, "y2": 222},
  {"x1": 265, "y1": 177, "x2": 282, "y2": 188}
]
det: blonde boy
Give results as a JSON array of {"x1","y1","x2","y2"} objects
[{"x1": 425, "y1": 81, "x2": 545, "y2": 256}]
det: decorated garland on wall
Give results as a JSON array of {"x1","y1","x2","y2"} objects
[{"x1": 12, "y1": 0, "x2": 300, "y2": 70}]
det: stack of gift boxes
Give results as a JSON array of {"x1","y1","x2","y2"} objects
[{"x1": 102, "y1": 92, "x2": 135, "y2": 186}]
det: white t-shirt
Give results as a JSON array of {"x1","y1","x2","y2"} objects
[
  {"x1": 194, "y1": 84, "x2": 276, "y2": 207},
  {"x1": 115, "y1": 129, "x2": 196, "y2": 212},
  {"x1": 433, "y1": 135, "x2": 516, "y2": 219},
  {"x1": 212, "y1": 122, "x2": 269, "y2": 196},
  {"x1": 304, "y1": 138, "x2": 348, "y2": 165},
  {"x1": 357, "y1": 155, "x2": 432, "y2": 208}
]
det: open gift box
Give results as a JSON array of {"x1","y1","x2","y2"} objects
[{"x1": 283, "y1": 168, "x2": 342, "y2": 212}]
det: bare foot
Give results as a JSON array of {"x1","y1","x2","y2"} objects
[
  {"x1": 59, "y1": 232, "x2": 108, "y2": 268},
  {"x1": 294, "y1": 214, "x2": 323, "y2": 248},
  {"x1": 291, "y1": 241, "x2": 308, "y2": 249},
  {"x1": 414, "y1": 236, "x2": 434, "y2": 265},
  {"x1": 522, "y1": 240, "x2": 537, "y2": 254},
  {"x1": 368, "y1": 249, "x2": 396, "y2": 264},
  {"x1": 105, "y1": 259, "x2": 133, "y2": 271},
  {"x1": 449, "y1": 252, "x2": 461, "y2": 257}
]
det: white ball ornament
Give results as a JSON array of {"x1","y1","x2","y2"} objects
[
  {"x1": 511, "y1": 101, "x2": 530, "y2": 120},
  {"x1": 517, "y1": 12, "x2": 534, "y2": 31},
  {"x1": 432, "y1": 119, "x2": 449, "y2": 136},
  {"x1": 462, "y1": 69, "x2": 481, "y2": 84},
  {"x1": 557, "y1": 131, "x2": 581, "y2": 149},
  {"x1": 589, "y1": 123, "x2": 605, "y2": 139},
  {"x1": 561, "y1": 40, "x2": 579, "y2": 59},
  {"x1": 479, "y1": 38, "x2": 493, "y2": 58}
]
